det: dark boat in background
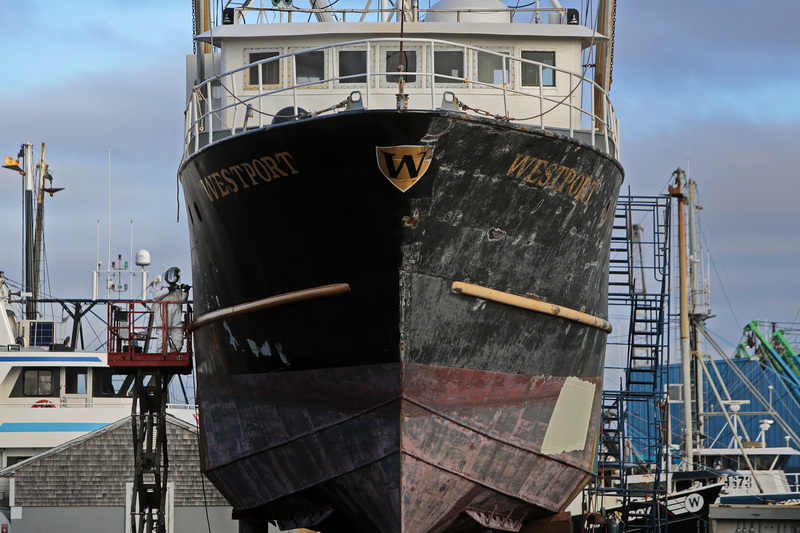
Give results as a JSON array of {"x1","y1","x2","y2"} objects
[
  {"x1": 613, "y1": 480, "x2": 724, "y2": 533},
  {"x1": 178, "y1": 0, "x2": 623, "y2": 531},
  {"x1": 601, "y1": 469, "x2": 726, "y2": 533}
]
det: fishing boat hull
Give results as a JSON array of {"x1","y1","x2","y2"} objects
[
  {"x1": 180, "y1": 109, "x2": 624, "y2": 531},
  {"x1": 615, "y1": 483, "x2": 724, "y2": 533}
]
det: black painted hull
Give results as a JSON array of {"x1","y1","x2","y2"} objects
[
  {"x1": 614, "y1": 483, "x2": 724, "y2": 533},
  {"x1": 178, "y1": 109, "x2": 624, "y2": 532}
]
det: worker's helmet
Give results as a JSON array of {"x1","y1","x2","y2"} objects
[{"x1": 164, "y1": 267, "x2": 181, "y2": 286}]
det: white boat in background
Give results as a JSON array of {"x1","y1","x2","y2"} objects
[
  {"x1": 691, "y1": 406, "x2": 800, "y2": 505},
  {"x1": 0, "y1": 143, "x2": 196, "y2": 469},
  {"x1": 0, "y1": 275, "x2": 129, "y2": 467},
  {"x1": 0, "y1": 278, "x2": 198, "y2": 468}
]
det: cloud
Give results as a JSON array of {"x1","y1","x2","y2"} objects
[
  {"x1": 0, "y1": 5, "x2": 191, "y2": 301},
  {"x1": 610, "y1": 1, "x2": 800, "y2": 344},
  {"x1": 613, "y1": 1, "x2": 800, "y2": 128}
]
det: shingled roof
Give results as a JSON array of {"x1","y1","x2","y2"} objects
[{"x1": 0, "y1": 415, "x2": 229, "y2": 507}]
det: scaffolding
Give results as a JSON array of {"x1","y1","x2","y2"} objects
[{"x1": 582, "y1": 195, "x2": 672, "y2": 531}]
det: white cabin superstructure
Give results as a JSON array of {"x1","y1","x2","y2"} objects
[{"x1": 185, "y1": 0, "x2": 617, "y2": 158}]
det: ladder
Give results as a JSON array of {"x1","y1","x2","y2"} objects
[{"x1": 585, "y1": 195, "x2": 672, "y2": 530}]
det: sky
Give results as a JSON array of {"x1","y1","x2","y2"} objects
[{"x1": 1, "y1": 0, "x2": 799, "y2": 354}]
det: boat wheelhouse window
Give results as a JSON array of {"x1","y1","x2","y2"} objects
[
  {"x1": 295, "y1": 50, "x2": 325, "y2": 84},
  {"x1": 385, "y1": 50, "x2": 417, "y2": 83},
  {"x1": 434, "y1": 50, "x2": 465, "y2": 84},
  {"x1": 247, "y1": 50, "x2": 280, "y2": 87},
  {"x1": 65, "y1": 367, "x2": 88, "y2": 394},
  {"x1": 23, "y1": 369, "x2": 54, "y2": 396},
  {"x1": 521, "y1": 51, "x2": 555, "y2": 87},
  {"x1": 338, "y1": 50, "x2": 367, "y2": 83},
  {"x1": 476, "y1": 50, "x2": 510, "y2": 85},
  {"x1": 746, "y1": 454, "x2": 788, "y2": 470}
]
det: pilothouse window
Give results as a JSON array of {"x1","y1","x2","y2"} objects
[
  {"x1": 93, "y1": 368, "x2": 134, "y2": 398},
  {"x1": 295, "y1": 50, "x2": 325, "y2": 83},
  {"x1": 338, "y1": 50, "x2": 367, "y2": 83},
  {"x1": 434, "y1": 50, "x2": 465, "y2": 84},
  {"x1": 477, "y1": 51, "x2": 510, "y2": 85},
  {"x1": 66, "y1": 367, "x2": 88, "y2": 394},
  {"x1": 23, "y1": 369, "x2": 53, "y2": 396},
  {"x1": 247, "y1": 50, "x2": 280, "y2": 86},
  {"x1": 386, "y1": 51, "x2": 417, "y2": 83},
  {"x1": 521, "y1": 51, "x2": 555, "y2": 87}
]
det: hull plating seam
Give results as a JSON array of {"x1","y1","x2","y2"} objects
[
  {"x1": 203, "y1": 397, "x2": 398, "y2": 471},
  {"x1": 451, "y1": 281, "x2": 612, "y2": 333},
  {"x1": 190, "y1": 283, "x2": 351, "y2": 331},
  {"x1": 404, "y1": 395, "x2": 591, "y2": 471},
  {"x1": 203, "y1": 395, "x2": 590, "y2": 475},
  {"x1": 216, "y1": 452, "x2": 402, "y2": 509},
  {"x1": 403, "y1": 447, "x2": 561, "y2": 505}
]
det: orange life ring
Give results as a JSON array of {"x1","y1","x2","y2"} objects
[{"x1": 32, "y1": 399, "x2": 56, "y2": 408}]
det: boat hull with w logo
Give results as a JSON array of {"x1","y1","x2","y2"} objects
[
  {"x1": 180, "y1": 107, "x2": 623, "y2": 532},
  {"x1": 609, "y1": 483, "x2": 724, "y2": 533}
]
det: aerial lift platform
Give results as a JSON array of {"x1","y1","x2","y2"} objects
[{"x1": 107, "y1": 297, "x2": 193, "y2": 533}]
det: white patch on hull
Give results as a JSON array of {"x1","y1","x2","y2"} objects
[{"x1": 540, "y1": 376, "x2": 596, "y2": 454}]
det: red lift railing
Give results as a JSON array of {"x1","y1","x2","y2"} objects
[{"x1": 107, "y1": 300, "x2": 192, "y2": 371}]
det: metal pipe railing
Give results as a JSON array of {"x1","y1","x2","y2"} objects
[
  {"x1": 183, "y1": 38, "x2": 618, "y2": 159},
  {"x1": 227, "y1": 4, "x2": 566, "y2": 25}
]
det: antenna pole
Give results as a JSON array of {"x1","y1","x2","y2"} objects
[
  {"x1": 22, "y1": 143, "x2": 36, "y2": 319},
  {"x1": 107, "y1": 143, "x2": 112, "y2": 299},
  {"x1": 130, "y1": 219, "x2": 134, "y2": 299}
]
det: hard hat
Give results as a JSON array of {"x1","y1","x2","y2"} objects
[{"x1": 164, "y1": 267, "x2": 181, "y2": 285}]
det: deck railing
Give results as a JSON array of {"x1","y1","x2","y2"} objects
[
  {"x1": 183, "y1": 37, "x2": 618, "y2": 160},
  {"x1": 221, "y1": 2, "x2": 572, "y2": 25}
]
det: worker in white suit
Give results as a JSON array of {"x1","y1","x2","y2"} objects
[{"x1": 151, "y1": 267, "x2": 190, "y2": 352}]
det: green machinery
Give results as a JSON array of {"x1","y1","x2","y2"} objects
[{"x1": 736, "y1": 320, "x2": 800, "y2": 405}]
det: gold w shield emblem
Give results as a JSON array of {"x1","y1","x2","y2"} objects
[{"x1": 376, "y1": 145, "x2": 433, "y2": 192}]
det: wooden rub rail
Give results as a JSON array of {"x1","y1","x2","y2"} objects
[
  {"x1": 451, "y1": 281, "x2": 612, "y2": 333},
  {"x1": 189, "y1": 283, "x2": 351, "y2": 332}
]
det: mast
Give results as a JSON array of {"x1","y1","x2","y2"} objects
[
  {"x1": 687, "y1": 179, "x2": 706, "y2": 448},
  {"x1": 23, "y1": 143, "x2": 36, "y2": 319},
  {"x1": 194, "y1": 0, "x2": 211, "y2": 84},
  {"x1": 593, "y1": 0, "x2": 616, "y2": 128},
  {"x1": 3, "y1": 143, "x2": 63, "y2": 321},
  {"x1": 594, "y1": 0, "x2": 615, "y2": 91},
  {"x1": 32, "y1": 143, "x2": 49, "y2": 313},
  {"x1": 671, "y1": 168, "x2": 694, "y2": 468},
  {"x1": 309, "y1": 0, "x2": 335, "y2": 22},
  {"x1": 592, "y1": 0, "x2": 617, "y2": 135}
]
